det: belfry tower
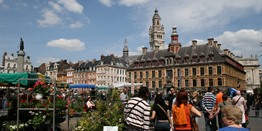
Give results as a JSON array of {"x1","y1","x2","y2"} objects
[
  {"x1": 149, "y1": 9, "x2": 165, "y2": 50},
  {"x1": 122, "y1": 38, "x2": 129, "y2": 59}
]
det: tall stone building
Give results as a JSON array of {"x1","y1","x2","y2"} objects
[
  {"x1": 236, "y1": 55, "x2": 260, "y2": 90},
  {"x1": 96, "y1": 54, "x2": 127, "y2": 87},
  {"x1": 125, "y1": 10, "x2": 246, "y2": 91},
  {"x1": 73, "y1": 59, "x2": 99, "y2": 84}
]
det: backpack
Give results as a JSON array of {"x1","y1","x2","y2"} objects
[{"x1": 172, "y1": 104, "x2": 188, "y2": 126}]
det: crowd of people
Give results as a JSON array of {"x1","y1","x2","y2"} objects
[{"x1": 123, "y1": 86, "x2": 261, "y2": 131}]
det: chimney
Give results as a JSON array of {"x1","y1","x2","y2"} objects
[
  {"x1": 224, "y1": 49, "x2": 229, "y2": 55},
  {"x1": 217, "y1": 44, "x2": 221, "y2": 49},
  {"x1": 214, "y1": 41, "x2": 218, "y2": 47},
  {"x1": 100, "y1": 55, "x2": 105, "y2": 60},
  {"x1": 208, "y1": 38, "x2": 214, "y2": 46},
  {"x1": 192, "y1": 40, "x2": 197, "y2": 47},
  {"x1": 142, "y1": 47, "x2": 148, "y2": 54}
]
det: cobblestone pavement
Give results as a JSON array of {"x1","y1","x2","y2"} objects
[{"x1": 198, "y1": 109, "x2": 262, "y2": 131}]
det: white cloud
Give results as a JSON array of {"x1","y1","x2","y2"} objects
[
  {"x1": 47, "y1": 38, "x2": 86, "y2": 51},
  {"x1": 136, "y1": 0, "x2": 262, "y2": 35},
  {"x1": 37, "y1": 10, "x2": 62, "y2": 27},
  {"x1": 58, "y1": 0, "x2": 83, "y2": 14},
  {"x1": 118, "y1": 0, "x2": 150, "y2": 6},
  {"x1": 48, "y1": 1, "x2": 63, "y2": 13},
  {"x1": 99, "y1": 0, "x2": 149, "y2": 7},
  {"x1": 70, "y1": 21, "x2": 84, "y2": 28},
  {"x1": 215, "y1": 29, "x2": 262, "y2": 57},
  {"x1": 36, "y1": 57, "x2": 61, "y2": 64},
  {"x1": 0, "y1": 0, "x2": 4, "y2": 5},
  {"x1": 99, "y1": 0, "x2": 113, "y2": 7}
]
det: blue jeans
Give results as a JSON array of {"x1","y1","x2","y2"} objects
[
  {"x1": 204, "y1": 113, "x2": 217, "y2": 131},
  {"x1": 154, "y1": 122, "x2": 170, "y2": 131}
]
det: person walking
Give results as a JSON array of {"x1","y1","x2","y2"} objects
[
  {"x1": 254, "y1": 95, "x2": 261, "y2": 118},
  {"x1": 150, "y1": 93, "x2": 174, "y2": 131},
  {"x1": 232, "y1": 91, "x2": 247, "y2": 127},
  {"x1": 124, "y1": 86, "x2": 151, "y2": 131},
  {"x1": 202, "y1": 86, "x2": 217, "y2": 131},
  {"x1": 210, "y1": 94, "x2": 232, "y2": 128},
  {"x1": 166, "y1": 87, "x2": 176, "y2": 111},
  {"x1": 219, "y1": 105, "x2": 249, "y2": 131},
  {"x1": 172, "y1": 88, "x2": 201, "y2": 131}
]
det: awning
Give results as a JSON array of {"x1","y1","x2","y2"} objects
[
  {"x1": 0, "y1": 73, "x2": 51, "y2": 87},
  {"x1": 69, "y1": 84, "x2": 96, "y2": 89},
  {"x1": 97, "y1": 86, "x2": 108, "y2": 90}
]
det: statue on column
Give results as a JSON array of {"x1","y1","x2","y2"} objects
[{"x1": 20, "y1": 38, "x2": 24, "y2": 51}]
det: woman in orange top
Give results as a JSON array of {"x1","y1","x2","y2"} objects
[{"x1": 172, "y1": 89, "x2": 201, "y2": 131}]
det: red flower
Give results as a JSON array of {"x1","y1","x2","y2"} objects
[{"x1": 28, "y1": 88, "x2": 33, "y2": 91}]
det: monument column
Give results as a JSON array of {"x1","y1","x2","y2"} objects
[{"x1": 17, "y1": 38, "x2": 25, "y2": 73}]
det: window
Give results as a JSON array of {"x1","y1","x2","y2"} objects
[
  {"x1": 193, "y1": 79, "x2": 197, "y2": 87},
  {"x1": 152, "y1": 81, "x2": 155, "y2": 88},
  {"x1": 185, "y1": 68, "x2": 188, "y2": 76},
  {"x1": 178, "y1": 79, "x2": 180, "y2": 88},
  {"x1": 159, "y1": 81, "x2": 162, "y2": 88},
  {"x1": 201, "y1": 79, "x2": 205, "y2": 87},
  {"x1": 209, "y1": 79, "x2": 213, "y2": 86},
  {"x1": 218, "y1": 78, "x2": 222, "y2": 86},
  {"x1": 209, "y1": 67, "x2": 213, "y2": 75},
  {"x1": 166, "y1": 70, "x2": 173, "y2": 79},
  {"x1": 134, "y1": 72, "x2": 137, "y2": 79},
  {"x1": 140, "y1": 72, "x2": 143, "y2": 78},
  {"x1": 158, "y1": 70, "x2": 162, "y2": 78},
  {"x1": 152, "y1": 71, "x2": 155, "y2": 78},
  {"x1": 192, "y1": 68, "x2": 196, "y2": 76},
  {"x1": 129, "y1": 72, "x2": 131, "y2": 79},
  {"x1": 217, "y1": 66, "x2": 222, "y2": 75},
  {"x1": 200, "y1": 67, "x2": 205, "y2": 76},
  {"x1": 146, "y1": 82, "x2": 149, "y2": 87},
  {"x1": 177, "y1": 69, "x2": 181, "y2": 77},
  {"x1": 146, "y1": 71, "x2": 149, "y2": 77},
  {"x1": 185, "y1": 80, "x2": 189, "y2": 87}
]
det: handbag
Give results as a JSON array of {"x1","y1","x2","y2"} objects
[
  {"x1": 190, "y1": 114, "x2": 199, "y2": 131},
  {"x1": 189, "y1": 105, "x2": 199, "y2": 131}
]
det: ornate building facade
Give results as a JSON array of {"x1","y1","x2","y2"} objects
[
  {"x1": 125, "y1": 10, "x2": 246, "y2": 91},
  {"x1": 73, "y1": 59, "x2": 98, "y2": 84},
  {"x1": 236, "y1": 56, "x2": 260, "y2": 89},
  {"x1": 96, "y1": 54, "x2": 127, "y2": 87},
  {"x1": 2, "y1": 52, "x2": 33, "y2": 73}
]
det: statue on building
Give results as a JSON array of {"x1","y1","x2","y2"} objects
[{"x1": 20, "y1": 38, "x2": 24, "y2": 51}]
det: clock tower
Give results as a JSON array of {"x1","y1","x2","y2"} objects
[{"x1": 149, "y1": 9, "x2": 165, "y2": 50}]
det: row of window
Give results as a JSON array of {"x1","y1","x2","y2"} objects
[
  {"x1": 134, "y1": 78, "x2": 222, "y2": 88},
  {"x1": 129, "y1": 66, "x2": 222, "y2": 79}
]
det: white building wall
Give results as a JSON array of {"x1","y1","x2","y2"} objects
[{"x1": 237, "y1": 57, "x2": 260, "y2": 89}]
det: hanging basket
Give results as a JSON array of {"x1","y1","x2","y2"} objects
[{"x1": 35, "y1": 93, "x2": 43, "y2": 100}]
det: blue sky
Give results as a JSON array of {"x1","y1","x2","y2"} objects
[{"x1": 0, "y1": 0, "x2": 261, "y2": 67}]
